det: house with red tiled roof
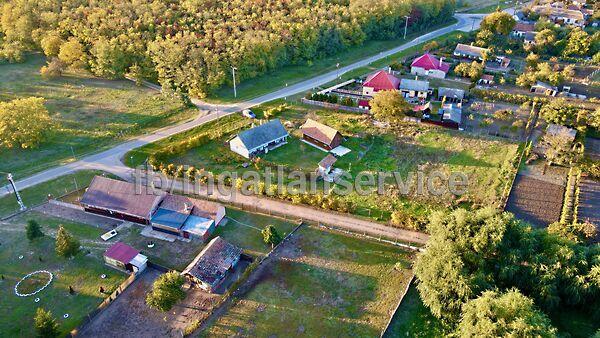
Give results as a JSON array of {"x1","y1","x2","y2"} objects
[
  {"x1": 362, "y1": 70, "x2": 400, "y2": 96},
  {"x1": 410, "y1": 53, "x2": 450, "y2": 79}
]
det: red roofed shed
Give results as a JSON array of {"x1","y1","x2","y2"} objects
[
  {"x1": 104, "y1": 242, "x2": 141, "y2": 272},
  {"x1": 362, "y1": 70, "x2": 400, "y2": 96}
]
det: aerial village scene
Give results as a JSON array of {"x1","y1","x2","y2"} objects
[{"x1": 0, "y1": 0, "x2": 599, "y2": 337}]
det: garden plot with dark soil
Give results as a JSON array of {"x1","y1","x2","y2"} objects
[
  {"x1": 505, "y1": 174, "x2": 565, "y2": 227},
  {"x1": 577, "y1": 177, "x2": 600, "y2": 230}
]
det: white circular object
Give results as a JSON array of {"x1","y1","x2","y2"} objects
[
  {"x1": 18, "y1": 255, "x2": 23, "y2": 260},
  {"x1": 14, "y1": 270, "x2": 53, "y2": 297},
  {"x1": 100, "y1": 274, "x2": 106, "y2": 279},
  {"x1": 34, "y1": 298, "x2": 40, "y2": 303},
  {"x1": 148, "y1": 243, "x2": 155, "y2": 248},
  {"x1": 63, "y1": 314, "x2": 69, "y2": 319}
]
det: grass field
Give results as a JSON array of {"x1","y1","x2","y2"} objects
[
  {"x1": 203, "y1": 226, "x2": 415, "y2": 336},
  {"x1": 0, "y1": 213, "x2": 125, "y2": 337},
  {"x1": 384, "y1": 285, "x2": 445, "y2": 337},
  {"x1": 206, "y1": 20, "x2": 457, "y2": 103},
  {"x1": 0, "y1": 55, "x2": 197, "y2": 179},
  {"x1": 0, "y1": 170, "x2": 107, "y2": 218}
]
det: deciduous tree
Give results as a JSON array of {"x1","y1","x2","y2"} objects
[
  {"x1": 146, "y1": 271, "x2": 186, "y2": 312},
  {"x1": 369, "y1": 90, "x2": 410, "y2": 123},
  {"x1": 262, "y1": 225, "x2": 282, "y2": 248},
  {"x1": 0, "y1": 97, "x2": 51, "y2": 149}
]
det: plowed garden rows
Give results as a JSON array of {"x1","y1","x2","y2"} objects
[{"x1": 505, "y1": 174, "x2": 565, "y2": 227}]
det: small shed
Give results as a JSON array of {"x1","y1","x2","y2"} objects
[
  {"x1": 318, "y1": 154, "x2": 338, "y2": 175},
  {"x1": 104, "y1": 242, "x2": 147, "y2": 274},
  {"x1": 300, "y1": 119, "x2": 343, "y2": 151}
]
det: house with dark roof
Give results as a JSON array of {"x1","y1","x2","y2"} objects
[
  {"x1": 453, "y1": 43, "x2": 489, "y2": 61},
  {"x1": 151, "y1": 194, "x2": 225, "y2": 240},
  {"x1": 437, "y1": 87, "x2": 465, "y2": 104},
  {"x1": 229, "y1": 119, "x2": 289, "y2": 159},
  {"x1": 439, "y1": 104, "x2": 462, "y2": 125},
  {"x1": 80, "y1": 176, "x2": 165, "y2": 224},
  {"x1": 181, "y1": 236, "x2": 242, "y2": 293},
  {"x1": 531, "y1": 81, "x2": 558, "y2": 96},
  {"x1": 478, "y1": 74, "x2": 495, "y2": 86},
  {"x1": 410, "y1": 53, "x2": 450, "y2": 79},
  {"x1": 524, "y1": 31, "x2": 538, "y2": 45},
  {"x1": 104, "y1": 242, "x2": 147, "y2": 274},
  {"x1": 399, "y1": 78, "x2": 430, "y2": 100},
  {"x1": 300, "y1": 119, "x2": 343, "y2": 151},
  {"x1": 362, "y1": 70, "x2": 400, "y2": 96}
]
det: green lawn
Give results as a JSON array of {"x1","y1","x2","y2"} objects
[
  {"x1": 0, "y1": 213, "x2": 125, "y2": 337},
  {"x1": 0, "y1": 170, "x2": 106, "y2": 218},
  {"x1": 0, "y1": 55, "x2": 197, "y2": 179},
  {"x1": 206, "y1": 20, "x2": 457, "y2": 103},
  {"x1": 384, "y1": 284, "x2": 445, "y2": 337},
  {"x1": 212, "y1": 208, "x2": 298, "y2": 257},
  {"x1": 203, "y1": 226, "x2": 415, "y2": 337}
]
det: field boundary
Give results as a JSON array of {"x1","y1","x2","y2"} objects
[
  {"x1": 68, "y1": 271, "x2": 137, "y2": 337},
  {"x1": 381, "y1": 274, "x2": 416, "y2": 337}
]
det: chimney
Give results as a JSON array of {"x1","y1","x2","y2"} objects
[
  {"x1": 388, "y1": 66, "x2": 392, "y2": 74},
  {"x1": 184, "y1": 203, "x2": 192, "y2": 212},
  {"x1": 439, "y1": 57, "x2": 444, "y2": 67}
]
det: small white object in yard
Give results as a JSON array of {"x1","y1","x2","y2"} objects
[
  {"x1": 18, "y1": 255, "x2": 23, "y2": 260},
  {"x1": 100, "y1": 274, "x2": 106, "y2": 279},
  {"x1": 148, "y1": 243, "x2": 155, "y2": 248},
  {"x1": 63, "y1": 314, "x2": 69, "y2": 319},
  {"x1": 34, "y1": 298, "x2": 40, "y2": 303}
]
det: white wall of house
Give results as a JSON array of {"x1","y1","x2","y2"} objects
[
  {"x1": 362, "y1": 86, "x2": 375, "y2": 96},
  {"x1": 230, "y1": 136, "x2": 250, "y2": 159},
  {"x1": 411, "y1": 67, "x2": 446, "y2": 79}
]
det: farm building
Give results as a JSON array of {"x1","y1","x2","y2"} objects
[
  {"x1": 439, "y1": 104, "x2": 462, "y2": 125},
  {"x1": 532, "y1": 5, "x2": 586, "y2": 27},
  {"x1": 453, "y1": 43, "x2": 489, "y2": 61},
  {"x1": 410, "y1": 53, "x2": 450, "y2": 78},
  {"x1": 104, "y1": 242, "x2": 147, "y2": 274},
  {"x1": 151, "y1": 195, "x2": 226, "y2": 240},
  {"x1": 362, "y1": 70, "x2": 400, "y2": 96},
  {"x1": 318, "y1": 154, "x2": 337, "y2": 175},
  {"x1": 80, "y1": 176, "x2": 165, "y2": 225},
  {"x1": 229, "y1": 119, "x2": 289, "y2": 159},
  {"x1": 531, "y1": 81, "x2": 558, "y2": 96},
  {"x1": 399, "y1": 78, "x2": 430, "y2": 100},
  {"x1": 478, "y1": 74, "x2": 495, "y2": 85},
  {"x1": 300, "y1": 119, "x2": 343, "y2": 151},
  {"x1": 437, "y1": 87, "x2": 465, "y2": 104},
  {"x1": 181, "y1": 236, "x2": 242, "y2": 293},
  {"x1": 512, "y1": 21, "x2": 535, "y2": 37}
]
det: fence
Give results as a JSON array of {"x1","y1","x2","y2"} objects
[
  {"x1": 69, "y1": 272, "x2": 138, "y2": 337},
  {"x1": 380, "y1": 275, "x2": 416, "y2": 337},
  {"x1": 300, "y1": 98, "x2": 366, "y2": 113}
]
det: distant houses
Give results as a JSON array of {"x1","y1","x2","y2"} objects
[
  {"x1": 532, "y1": 5, "x2": 586, "y2": 27},
  {"x1": 437, "y1": 87, "x2": 465, "y2": 104},
  {"x1": 181, "y1": 236, "x2": 242, "y2": 293},
  {"x1": 512, "y1": 22, "x2": 535, "y2": 37},
  {"x1": 362, "y1": 70, "x2": 400, "y2": 96},
  {"x1": 81, "y1": 176, "x2": 226, "y2": 241},
  {"x1": 410, "y1": 53, "x2": 450, "y2": 79},
  {"x1": 531, "y1": 81, "x2": 558, "y2": 96},
  {"x1": 229, "y1": 119, "x2": 289, "y2": 159},
  {"x1": 399, "y1": 78, "x2": 430, "y2": 101},
  {"x1": 453, "y1": 43, "x2": 489, "y2": 61},
  {"x1": 300, "y1": 119, "x2": 343, "y2": 151}
]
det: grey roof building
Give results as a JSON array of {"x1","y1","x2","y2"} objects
[
  {"x1": 229, "y1": 119, "x2": 289, "y2": 158},
  {"x1": 437, "y1": 87, "x2": 465, "y2": 102},
  {"x1": 400, "y1": 79, "x2": 430, "y2": 92},
  {"x1": 182, "y1": 236, "x2": 243, "y2": 292}
]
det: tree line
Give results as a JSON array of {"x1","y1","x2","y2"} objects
[{"x1": 0, "y1": 0, "x2": 455, "y2": 99}]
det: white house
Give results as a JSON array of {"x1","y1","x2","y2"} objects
[
  {"x1": 410, "y1": 53, "x2": 450, "y2": 79},
  {"x1": 229, "y1": 119, "x2": 289, "y2": 159}
]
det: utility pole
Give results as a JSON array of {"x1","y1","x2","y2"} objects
[
  {"x1": 403, "y1": 16, "x2": 411, "y2": 39},
  {"x1": 6, "y1": 173, "x2": 26, "y2": 211},
  {"x1": 231, "y1": 66, "x2": 237, "y2": 98}
]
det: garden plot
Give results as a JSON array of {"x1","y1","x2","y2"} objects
[
  {"x1": 203, "y1": 226, "x2": 415, "y2": 337},
  {"x1": 0, "y1": 213, "x2": 125, "y2": 337},
  {"x1": 505, "y1": 174, "x2": 565, "y2": 227},
  {"x1": 462, "y1": 101, "x2": 531, "y2": 141}
]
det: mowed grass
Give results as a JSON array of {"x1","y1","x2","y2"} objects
[
  {"x1": 0, "y1": 55, "x2": 197, "y2": 179},
  {"x1": 203, "y1": 226, "x2": 415, "y2": 337},
  {"x1": 0, "y1": 170, "x2": 107, "y2": 218},
  {"x1": 0, "y1": 213, "x2": 125, "y2": 337},
  {"x1": 213, "y1": 208, "x2": 299, "y2": 257}
]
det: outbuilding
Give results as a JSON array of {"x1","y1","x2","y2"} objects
[
  {"x1": 229, "y1": 119, "x2": 289, "y2": 159},
  {"x1": 300, "y1": 119, "x2": 343, "y2": 151},
  {"x1": 104, "y1": 242, "x2": 147, "y2": 274}
]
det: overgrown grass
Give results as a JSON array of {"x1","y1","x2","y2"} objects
[
  {"x1": 0, "y1": 213, "x2": 125, "y2": 337},
  {"x1": 0, "y1": 170, "x2": 106, "y2": 218},
  {"x1": 0, "y1": 55, "x2": 197, "y2": 179},
  {"x1": 203, "y1": 226, "x2": 415, "y2": 336},
  {"x1": 384, "y1": 284, "x2": 445, "y2": 337}
]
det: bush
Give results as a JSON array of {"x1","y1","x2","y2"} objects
[
  {"x1": 26, "y1": 220, "x2": 44, "y2": 241},
  {"x1": 146, "y1": 271, "x2": 186, "y2": 312}
]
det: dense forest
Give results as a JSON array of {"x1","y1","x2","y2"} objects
[{"x1": 0, "y1": 0, "x2": 455, "y2": 98}]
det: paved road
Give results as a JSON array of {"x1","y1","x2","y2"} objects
[{"x1": 1, "y1": 13, "x2": 488, "y2": 198}]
